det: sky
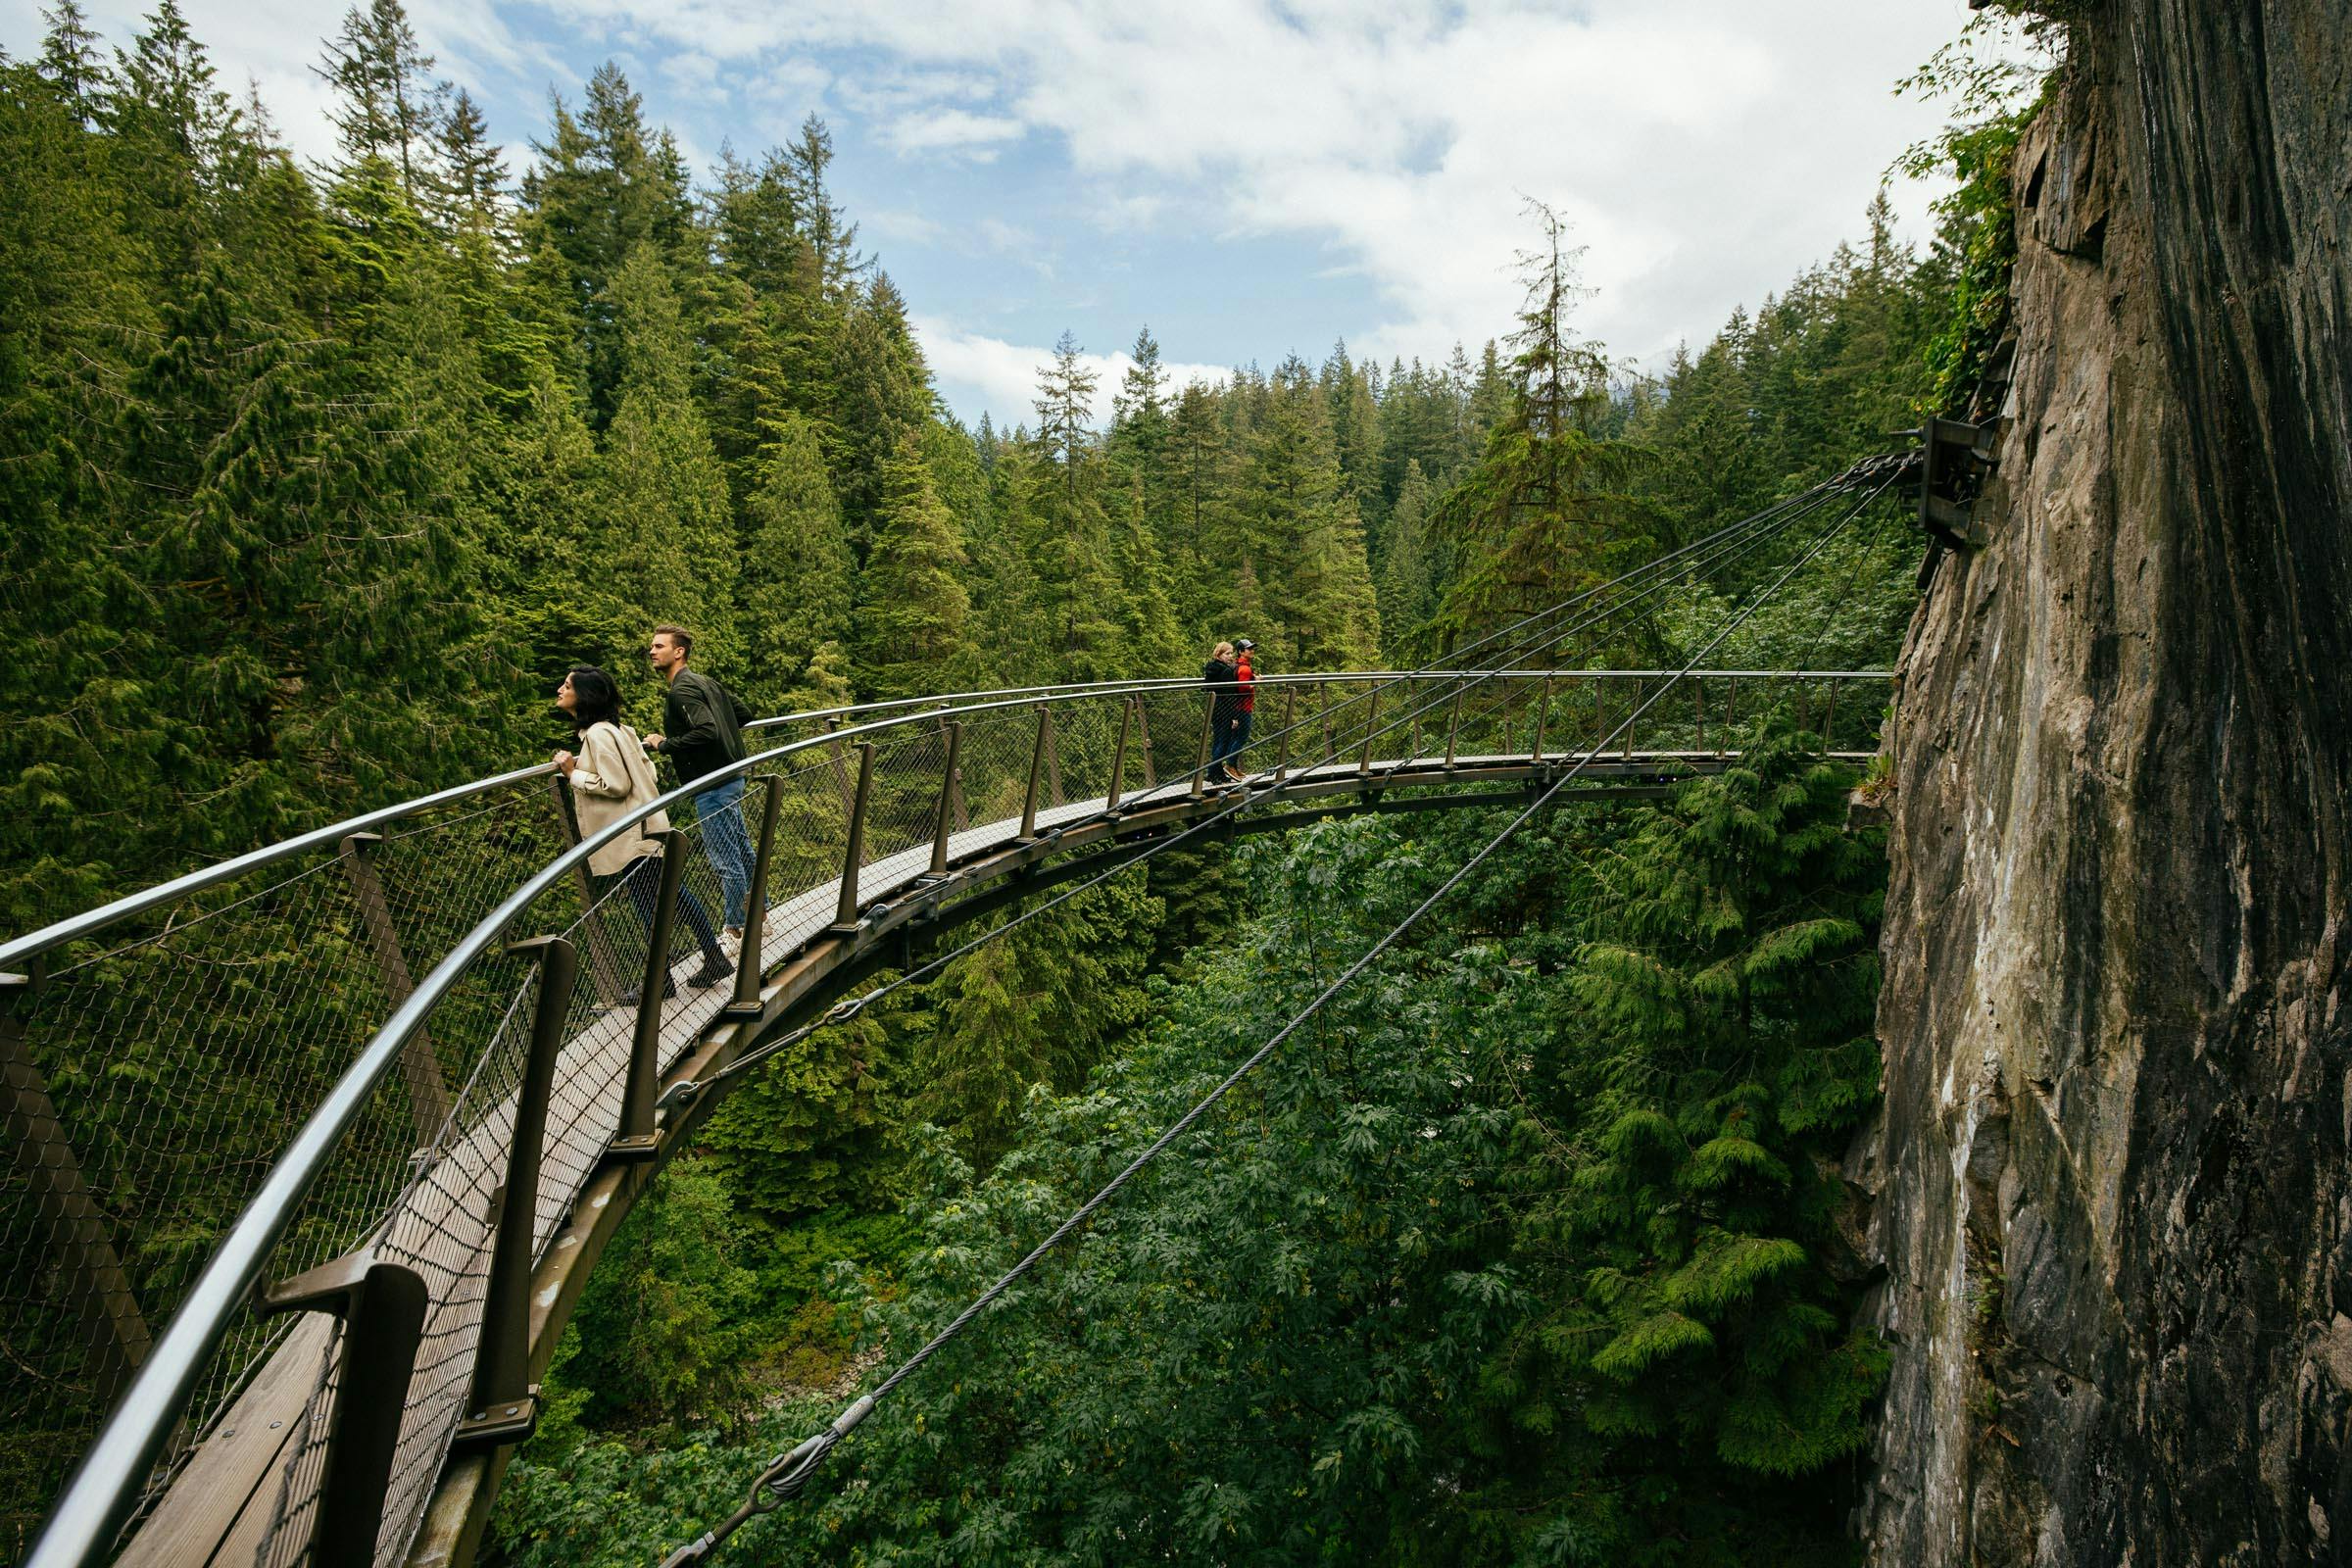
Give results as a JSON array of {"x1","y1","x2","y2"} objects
[{"x1": 5, "y1": 0, "x2": 1987, "y2": 430}]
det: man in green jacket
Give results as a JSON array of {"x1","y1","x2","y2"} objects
[{"x1": 642, "y1": 624, "x2": 757, "y2": 949}]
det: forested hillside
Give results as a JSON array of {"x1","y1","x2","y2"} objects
[
  {"x1": 0, "y1": 0, "x2": 1958, "y2": 941},
  {"x1": 1, "y1": 1, "x2": 2018, "y2": 1560}
]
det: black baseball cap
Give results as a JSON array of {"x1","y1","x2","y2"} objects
[{"x1": 1235, "y1": 638, "x2": 1255, "y2": 651}]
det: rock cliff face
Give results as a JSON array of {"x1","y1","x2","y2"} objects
[{"x1": 1861, "y1": 3, "x2": 2352, "y2": 1562}]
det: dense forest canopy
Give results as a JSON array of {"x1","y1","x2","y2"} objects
[
  {"x1": 0, "y1": 0, "x2": 2034, "y2": 1560},
  {"x1": 0, "y1": 0, "x2": 1966, "y2": 937}
]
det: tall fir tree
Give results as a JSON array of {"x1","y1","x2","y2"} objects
[
  {"x1": 736, "y1": 410, "x2": 856, "y2": 709},
  {"x1": 1429, "y1": 202, "x2": 1648, "y2": 656},
  {"x1": 315, "y1": 0, "x2": 445, "y2": 204},
  {"x1": 856, "y1": 431, "x2": 970, "y2": 700}
]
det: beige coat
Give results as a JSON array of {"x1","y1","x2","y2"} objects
[{"x1": 566, "y1": 720, "x2": 670, "y2": 877}]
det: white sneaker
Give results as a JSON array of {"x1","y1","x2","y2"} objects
[{"x1": 721, "y1": 928, "x2": 744, "y2": 959}]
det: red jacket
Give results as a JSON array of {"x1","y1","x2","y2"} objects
[{"x1": 1236, "y1": 654, "x2": 1256, "y2": 712}]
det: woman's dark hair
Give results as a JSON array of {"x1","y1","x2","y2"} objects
[{"x1": 565, "y1": 665, "x2": 624, "y2": 731}]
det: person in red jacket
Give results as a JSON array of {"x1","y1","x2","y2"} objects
[{"x1": 1225, "y1": 639, "x2": 1258, "y2": 781}]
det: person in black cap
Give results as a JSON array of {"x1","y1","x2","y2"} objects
[{"x1": 1227, "y1": 639, "x2": 1258, "y2": 781}]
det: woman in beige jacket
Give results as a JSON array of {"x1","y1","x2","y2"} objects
[{"x1": 554, "y1": 666, "x2": 733, "y2": 993}]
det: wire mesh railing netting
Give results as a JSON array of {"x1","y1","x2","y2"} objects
[{"x1": 0, "y1": 773, "x2": 577, "y2": 1547}]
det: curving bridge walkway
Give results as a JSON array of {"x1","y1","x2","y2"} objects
[{"x1": 4, "y1": 667, "x2": 1886, "y2": 1568}]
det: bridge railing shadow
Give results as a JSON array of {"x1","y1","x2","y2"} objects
[{"x1": 6, "y1": 667, "x2": 1888, "y2": 1565}]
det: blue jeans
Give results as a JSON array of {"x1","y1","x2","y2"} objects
[
  {"x1": 694, "y1": 774, "x2": 755, "y2": 929},
  {"x1": 1211, "y1": 710, "x2": 1251, "y2": 771}
]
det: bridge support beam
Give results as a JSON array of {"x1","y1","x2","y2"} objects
[
  {"x1": 1273, "y1": 686, "x2": 1297, "y2": 781},
  {"x1": 829, "y1": 743, "x2": 877, "y2": 932},
  {"x1": 726, "y1": 778, "x2": 782, "y2": 1020},
  {"x1": 1106, "y1": 702, "x2": 1133, "y2": 811},
  {"x1": 256, "y1": 1254, "x2": 427, "y2": 1568},
  {"x1": 544, "y1": 777, "x2": 629, "y2": 1010},
  {"x1": 338, "y1": 832, "x2": 453, "y2": 1140},
  {"x1": 2, "y1": 974, "x2": 155, "y2": 1411},
  {"x1": 1019, "y1": 706, "x2": 1052, "y2": 839},
  {"x1": 929, "y1": 722, "x2": 965, "y2": 874},
  {"x1": 456, "y1": 934, "x2": 576, "y2": 1450},
  {"x1": 612, "y1": 828, "x2": 686, "y2": 1158},
  {"x1": 1191, "y1": 699, "x2": 1215, "y2": 798}
]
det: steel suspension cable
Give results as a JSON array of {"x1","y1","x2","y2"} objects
[{"x1": 654, "y1": 473, "x2": 1892, "y2": 1565}]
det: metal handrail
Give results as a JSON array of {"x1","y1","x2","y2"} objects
[
  {"x1": 0, "y1": 680, "x2": 1167, "y2": 972},
  {"x1": 0, "y1": 670, "x2": 1889, "y2": 973}
]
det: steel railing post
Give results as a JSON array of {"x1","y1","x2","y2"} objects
[
  {"x1": 1192, "y1": 696, "x2": 1216, "y2": 798},
  {"x1": 929, "y1": 721, "x2": 965, "y2": 873},
  {"x1": 1822, "y1": 680, "x2": 1840, "y2": 750},
  {"x1": 1274, "y1": 685, "x2": 1297, "y2": 781},
  {"x1": 1592, "y1": 675, "x2": 1605, "y2": 755},
  {"x1": 612, "y1": 828, "x2": 686, "y2": 1158},
  {"x1": 1020, "y1": 705, "x2": 1052, "y2": 837},
  {"x1": 725, "y1": 778, "x2": 782, "y2": 1019},
  {"x1": 1042, "y1": 703, "x2": 1065, "y2": 808},
  {"x1": 1135, "y1": 700, "x2": 1157, "y2": 789},
  {"x1": 1357, "y1": 687, "x2": 1381, "y2": 775},
  {"x1": 255, "y1": 1255, "x2": 427, "y2": 1566},
  {"x1": 1445, "y1": 689, "x2": 1462, "y2": 768},
  {"x1": 1319, "y1": 682, "x2": 1335, "y2": 767},
  {"x1": 2, "y1": 973, "x2": 154, "y2": 1407},
  {"x1": 455, "y1": 932, "x2": 577, "y2": 1449},
  {"x1": 1725, "y1": 675, "x2": 1740, "y2": 755},
  {"x1": 831, "y1": 743, "x2": 877, "y2": 930},
  {"x1": 1531, "y1": 676, "x2": 1552, "y2": 764},
  {"x1": 544, "y1": 776, "x2": 628, "y2": 1008},
  {"x1": 337, "y1": 832, "x2": 452, "y2": 1138},
  {"x1": 822, "y1": 717, "x2": 858, "y2": 813},
  {"x1": 1696, "y1": 676, "x2": 1709, "y2": 757},
  {"x1": 1106, "y1": 701, "x2": 1133, "y2": 810},
  {"x1": 1015, "y1": 705, "x2": 1054, "y2": 841}
]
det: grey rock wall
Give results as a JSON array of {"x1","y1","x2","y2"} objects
[{"x1": 1862, "y1": 4, "x2": 2352, "y2": 1563}]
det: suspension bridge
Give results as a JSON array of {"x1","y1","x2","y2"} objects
[{"x1": 1, "y1": 454, "x2": 1971, "y2": 1566}]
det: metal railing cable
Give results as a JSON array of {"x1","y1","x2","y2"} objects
[
  {"x1": 14, "y1": 477, "x2": 1868, "y2": 1567},
  {"x1": 654, "y1": 473, "x2": 1897, "y2": 1566},
  {"x1": 696, "y1": 482, "x2": 1852, "y2": 1095}
]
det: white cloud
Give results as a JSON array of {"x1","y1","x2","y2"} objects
[
  {"x1": 880, "y1": 107, "x2": 1024, "y2": 156},
  {"x1": 11, "y1": 0, "x2": 1998, "y2": 398},
  {"x1": 913, "y1": 314, "x2": 1231, "y2": 431},
  {"x1": 41, "y1": 0, "x2": 551, "y2": 168},
  {"x1": 868, "y1": 208, "x2": 954, "y2": 246},
  {"x1": 478, "y1": 0, "x2": 1978, "y2": 364}
]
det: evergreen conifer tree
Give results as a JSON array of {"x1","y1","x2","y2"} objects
[
  {"x1": 315, "y1": 0, "x2": 446, "y2": 203},
  {"x1": 736, "y1": 411, "x2": 855, "y2": 708},
  {"x1": 856, "y1": 431, "x2": 970, "y2": 700},
  {"x1": 1430, "y1": 202, "x2": 1648, "y2": 655}
]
